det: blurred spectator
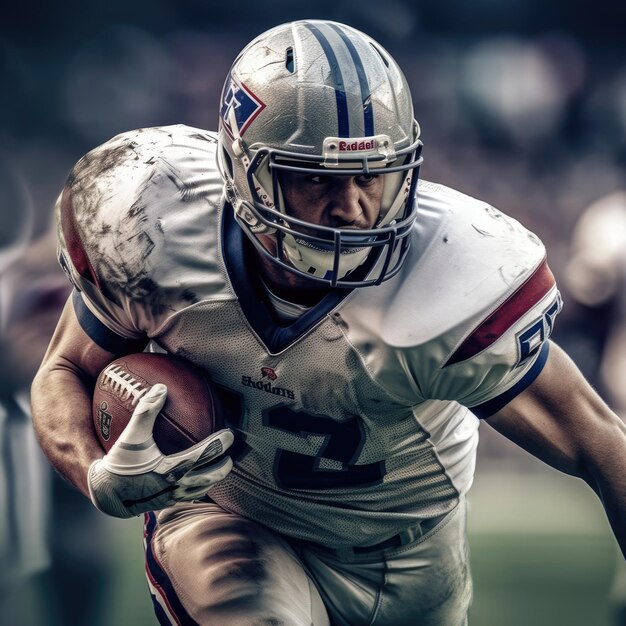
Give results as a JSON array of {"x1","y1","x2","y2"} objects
[
  {"x1": 565, "y1": 190, "x2": 626, "y2": 412},
  {"x1": 564, "y1": 191, "x2": 626, "y2": 626},
  {"x1": 0, "y1": 158, "x2": 116, "y2": 626},
  {"x1": 0, "y1": 159, "x2": 51, "y2": 625}
]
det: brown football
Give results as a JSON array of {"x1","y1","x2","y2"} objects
[{"x1": 92, "y1": 353, "x2": 222, "y2": 455}]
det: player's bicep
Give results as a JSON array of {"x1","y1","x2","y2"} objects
[
  {"x1": 40, "y1": 292, "x2": 145, "y2": 383},
  {"x1": 39, "y1": 296, "x2": 114, "y2": 382},
  {"x1": 484, "y1": 340, "x2": 620, "y2": 479}
]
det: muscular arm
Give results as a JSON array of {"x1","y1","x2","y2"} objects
[
  {"x1": 486, "y1": 340, "x2": 626, "y2": 557},
  {"x1": 32, "y1": 296, "x2": 234, "y2": 517},
  {"x1": 31, "y1": 297, "x2": 120, "y2": 497}
]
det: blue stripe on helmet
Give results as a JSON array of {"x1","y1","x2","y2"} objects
[
  {"x1": 304, "y1": 23, "x2": 350, "y2": 138},
  {"x1": 328, "y1": 23, "x2": 374, "y2": 136}
]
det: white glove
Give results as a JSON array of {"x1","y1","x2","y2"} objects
[{"x1": 88, "y1": 383, "x2": 234, "y2": 518}]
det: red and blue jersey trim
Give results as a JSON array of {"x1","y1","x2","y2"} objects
[
  {"x1": 444, "y1": 258, "x2": 556, "y2": 367},
  {"x1": 469, "y1": 341, "x2": 550, "y2": 418},
  {"x1": 60, "y1": 187, "x2": 101, "y2": 288},
  {"x1": 72, "y1": 290, "x2": 148, "y2": 355},
  {"x1": 144, "y1": 512, "x2": 198, "y2": 626}
]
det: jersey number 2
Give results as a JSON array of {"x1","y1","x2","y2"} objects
[
  {"x1": 265, "y1": 406, "x2": 385, "y2": 490},
  {"x1": 218, "y1": 385, "x2": 385, "y2": 490}
]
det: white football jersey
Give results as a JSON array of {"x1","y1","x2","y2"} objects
[{"x1": 56, "y1": 125, "x2": 561, "y2": 547}]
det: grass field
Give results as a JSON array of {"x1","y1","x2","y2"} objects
[
  {"x1": 92, "y1": 464, "x2": 619, "y2": 626},
  {"x1": 468, "y1": 466, "x2": 616, "y2": 626}
]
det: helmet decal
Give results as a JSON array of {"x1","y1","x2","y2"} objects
[{"x1": 219, "y1": 75, "x2": 266, "y2": 140}]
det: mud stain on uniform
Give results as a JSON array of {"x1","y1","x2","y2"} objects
[
  {"x1": 69, "y1": 141, "x2": 162, "y2": 306},
  {"x1": 60, "y1": 130, "x2": 210, "y2": 320},
  {"x1": 126, "y1": 201, "x2": 148, "y2": 221},
  {"x1": 181, "y1": 289, "x2": 199, "y2": 304},
  {"x1": 74, "y1": 141, "x2": 139, "y2": 185},
  {"x1": 161, "y1": 157, "x2": 209, "y2": 203},
  {"x1": 66, "y1": 141, "x2": 143, "y2": 221},
  {"x1": 188, "y1": 132, "x2": 217, "y2": 144}
]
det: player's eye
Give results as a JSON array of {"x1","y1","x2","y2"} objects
[{"x1": 356, "y1": 174, "x2": 379, "y2": 186}]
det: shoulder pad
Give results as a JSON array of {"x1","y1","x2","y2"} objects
[
  {"x1": 379, "y1": 181, "x2": 548, "y2": 347},
  {"x1": 56, "y1": 125, "x2": 224, "y2": 336}
]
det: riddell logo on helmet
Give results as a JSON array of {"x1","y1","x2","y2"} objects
[{"x1": 338, "y1": 139, "x2": 376, "y2": 152}]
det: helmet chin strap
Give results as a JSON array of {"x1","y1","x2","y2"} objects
[
  {"x1": 252, "y1": 233, "x2": 333, "y2": 305},
  {"x1": 280, "y1": 232, "x2": 372, "y2": 281}
]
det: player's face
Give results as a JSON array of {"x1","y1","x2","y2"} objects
[
  {"x1": 278, "y1": 170, "x2": 384, "y2": 231},
  {"x1": 256, "y1": 171, "x2": 385, "y2": 302}
]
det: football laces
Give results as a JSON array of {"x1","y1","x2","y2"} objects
[{"x1": 101, "y1": 364, "x2": 149, "y2": 406}]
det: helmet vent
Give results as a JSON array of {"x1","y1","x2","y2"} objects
[
  {"x1": 370, "y1": 43, "x2": 390, "y2": 68},
  {"x1": 285, "y1": 47, "x2": 295, "y2": 73}
]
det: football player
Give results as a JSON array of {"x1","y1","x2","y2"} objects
[
  {"x1": 32, "y1": 20, "x2": 626, "y2": 626},
  {"x1": 564, "y1": 191, "x2": 626, "y2": 626}
]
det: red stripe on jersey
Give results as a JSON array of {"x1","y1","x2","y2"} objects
[
  {"x1": 60, "y1": 186, "x2": 101, "y2": 288},
  {"x1": 444, "y1": 259, "x2": 555, "y2": 366}
]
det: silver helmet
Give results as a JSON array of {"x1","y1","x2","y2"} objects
[{"x1": 217, "y1": 20, "x2": 423, "y2": 287}]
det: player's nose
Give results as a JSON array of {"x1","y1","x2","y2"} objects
[{"x1": 329, "y1": 178, "x2": 367, "y2": 228}]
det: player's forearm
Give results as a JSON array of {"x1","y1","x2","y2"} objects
[
  {"x1": 31, "y1": 361, "x2": 103, "y2": 497},
  {"x1": 581, "y1": 413, "x2": 626, "y2": 559}
]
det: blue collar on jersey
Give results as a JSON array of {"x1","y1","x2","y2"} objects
[{"x1": 221, "y1": 205, "x2": 358, "y2": 354}]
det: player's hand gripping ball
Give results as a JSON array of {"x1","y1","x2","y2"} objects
[{"x1": 88, "y1": 353, "x2": 234, "y2": 518}]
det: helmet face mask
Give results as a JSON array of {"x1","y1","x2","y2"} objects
[{"x1": 218, "y1": 19, "x2": 423, "y2": 288}]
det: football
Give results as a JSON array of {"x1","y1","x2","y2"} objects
[{"x1": 92, "y1": 353, "x2": 222, "y2": 455}]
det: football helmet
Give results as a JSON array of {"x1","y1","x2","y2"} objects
[{"x1": 218, "y1": 20, "x2": 423, "y2": 287}]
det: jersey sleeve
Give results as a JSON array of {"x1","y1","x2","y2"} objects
[
  {"x1": 69, "y1": 289, "x2": 149, "y2": 354},
  {"x1": 55, "y1": 125, "x2": 225, "y2": 352},
  {"x1": 54, "y1": 128, "x2": 157, "y2": 342},
  {"x1": 424, "y1": 258, "x2": 562, "y2": 417}
]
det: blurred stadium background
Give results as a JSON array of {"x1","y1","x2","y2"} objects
[{"x1": 1, "y1": 1, "x2": 625, "y2": 624}]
